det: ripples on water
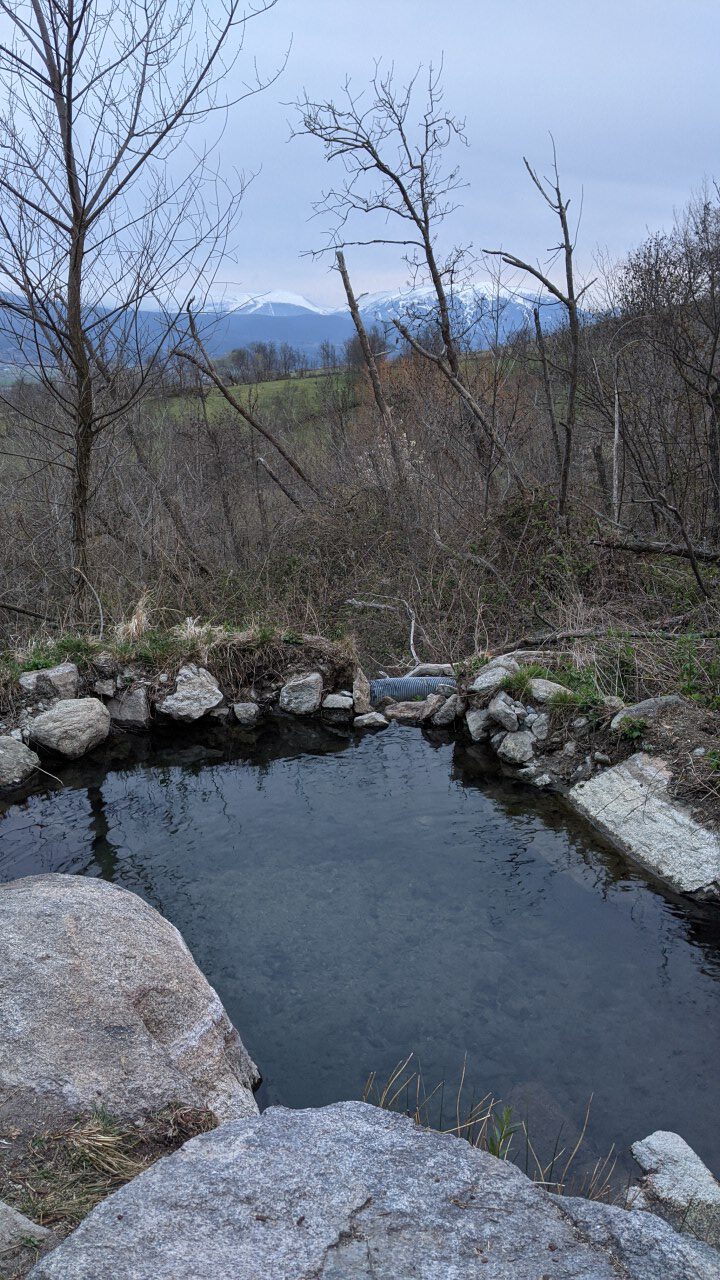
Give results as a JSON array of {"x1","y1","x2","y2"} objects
[{"x1": 1, "y1": 718, "x2": 719, "y2": 1177}]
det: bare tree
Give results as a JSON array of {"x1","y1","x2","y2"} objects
[
  {"x1": 295, "y1": 64, "x2": 527, "y2": 494},
  {"x1": 622, "y1": 186, "x2": 720, "y2": 542},
  {"x1": 485, "y1": 145, "x2": 593, "y2": 518},
  {"x1": 0, "y1": 0, "x2": 281, "y2": 610}
]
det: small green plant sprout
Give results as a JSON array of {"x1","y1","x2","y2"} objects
[
  {"x1": 706, "y1": 749, "x2": 720, "y2": 771},
  {"x1": 618, "y1": 716, "x2": 648, "y2": 742},
  {"x1": 281, "y1": 629, "x2": 303, "y2": 645},
  {"x1": 487, "y1": 1105, "x2": 520, "y2": 1160}
]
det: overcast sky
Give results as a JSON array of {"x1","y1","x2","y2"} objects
[{"x1": 214, "y1": 0, "x2": 719, "y2": 306}]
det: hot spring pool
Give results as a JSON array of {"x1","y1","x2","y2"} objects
[{"x1": 1, "y1": 717, "x2": 719, "y2": 1179}]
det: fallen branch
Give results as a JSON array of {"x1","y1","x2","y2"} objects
[
  {"x1": 592, "y1": 538, "x2": 720, "y2": 565},
  {"x1": 432, "y1": 530, "x2": 512, "y2": 595},
  {"x1": 0, "y1": 599, "x2": 60, "y2": 625},
  {"x1": 257, "y1": 457, "x2": 305, "y2": 511},
  {"x1": 498, "y1": 625, "x2": 720, "y2": 653},
  {"x1": 173, "y1": 307, "x2": 322, "y2": 500}
]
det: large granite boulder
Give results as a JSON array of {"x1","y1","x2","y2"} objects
[
  {"x1": 487, "y1": 691, "x2": 520, "y2": 731},
  {"x1": 28, "y1": 1102, "x2": 719, "y2": 1279},
  {"x1": 160, "y1": 665, "x2": 223, "y2": 722},
  {"x1": 279, "y1": 672, "x2": 323, "y2": 715},
  {"x1": 631, "y1": 1130, "x2": 720, "y2": 1247},
  {"x1": 0, "y1": 735, "x2": 40, "y2": 789},
  {"x1": 0, "y1": 875, "x2": 258, "y2": 1137},
  {"x1": 19, "y1": 662, "x2": 79, "y2": 700},
  {"x1": 569, "y1": 753, "x2": 720, "y2": 898},
  {"x1": 28, "y1": 698, "x2": 110, "y2": 759}
]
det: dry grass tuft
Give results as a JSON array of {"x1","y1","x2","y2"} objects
[{"x1": 364, "y1": 1055, "x2": 624, "y2": 1205}]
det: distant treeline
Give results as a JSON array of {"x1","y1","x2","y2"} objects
[{"x1": 216, "y1": 327, "x2": 387, "y2": 384}]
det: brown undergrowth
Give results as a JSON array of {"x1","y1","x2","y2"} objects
[{"x1": 0, "y1": 1104, "x2": 217, "y2": 1278}]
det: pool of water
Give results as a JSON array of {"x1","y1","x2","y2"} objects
[{"x1": 2, "y1": 718, "x2": 719, "y2": 1179}]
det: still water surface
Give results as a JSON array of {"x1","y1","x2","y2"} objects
[{"x1": 1, "y1": 719, "x2": 719, "y2": 1176}]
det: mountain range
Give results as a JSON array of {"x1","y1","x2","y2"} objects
[
  {"x1": 0, "y1": 282, "x2": 567, "y2": 373},
  {"x1": 202, "y1": 283, "x2": 565, "y2": 360}
]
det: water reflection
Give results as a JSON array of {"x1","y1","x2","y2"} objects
[{"x1": 1, "y1": 718, "x2": 719, "y2": 1178}]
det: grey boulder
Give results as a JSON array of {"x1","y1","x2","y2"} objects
[
  {"x1": 497, "y1": 729, "x2": 536, "y2": 764},
  {"x1": 0, "y1": 735, "x2": 40, "y2": 789},
  {"x1": 279, "y1": 671, "x2": 323, "y2": 716},
  {"x1": 631, "y1": 1130, "x2": 720, "y2": 1247},
  {"x1": 28, "y1": 1102, "x2": 719, "y2": 1280},
  {"x1": 465, "y1": 707, "x2": 492, "y2": 740},
  {"x1": 0, "y1": 874, "x2": 259, "y2": 1137},
  {"x1": 19, "y1": 661, "x2": 79, "y2": 700},
  {"x1": 352, "y1": 666, "x2": 372, "y2": 715},
  {"x1": 1, "y1": 1199, "x2": 49, "y2": 1255},
  {"x1": 431, "y1": 692, "x2": 466, "y2": 726},
  {"x1": 354, "y1": 711, "x2": 389, "y2": 729},
  {"x1": 106, "y1": 685, "x2": 151, "y2": 730},
  {"x1": 527, "y1": 677, "x2": 573, "y2": 703},
  {"x1": 28, "y1": 698, "x2": 110, "y2": 759},
  {"x1": 531, "y1": 712, "x2": 551, "y2": 741},
  {"x1": 468, "y1": 658, "x2": 519, "y2": 695},
  {"x1": 161, "y1": 665, "x2": 223, "y2": 722},
  {"x1": 488, "y1": 691, "x2": 520, "y2": 732},
  {"x1": 322, "y1": 693, "x2": 354, "y2": 712},
  {"x1": 384, "y1": 693, "x2": 445, "y2": 725},
  {"x1": 610, "y1": 694, "x2": 687, "y2": 732},
  {"x1": 232, "y1": 701, "x2": 262, "y2": 728}
]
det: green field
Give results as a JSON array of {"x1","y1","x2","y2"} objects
[{"x1": 161, "y1": 370, "x2": 358, "y2": 422}]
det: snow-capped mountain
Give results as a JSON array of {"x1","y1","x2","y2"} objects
[
  {"x1": 199, "y1": 279, "x2": 565, "y2": 358},
  {"x1": 213, "y1": 290, "x2": 334, "y2": 318}
]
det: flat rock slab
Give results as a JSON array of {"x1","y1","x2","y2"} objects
[
  {"x1": 0, "y1": 874, "x2": 259, "y2": 1137},
  {"x1": 322, "y1": 693, "x2": 354, "y2": 712},
  {"x1": 29, "y1": 1102, "x2": 719, "y2": 1279},
  {"x1": 632, "y1": 1130, "x2": 720, "y2": 1247},
  {"x1": 352, "y1": 667, "x2": 372, "y2": 715},
  {"x1": 28, "y1": 698, "x2": 110, "y2": 759},
  {"x1": 0, "y1": 735, "x2": 40, "y2": 789},
  {"x1": 569, "y1": 752, "x2": 720, "y2": 897}
]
